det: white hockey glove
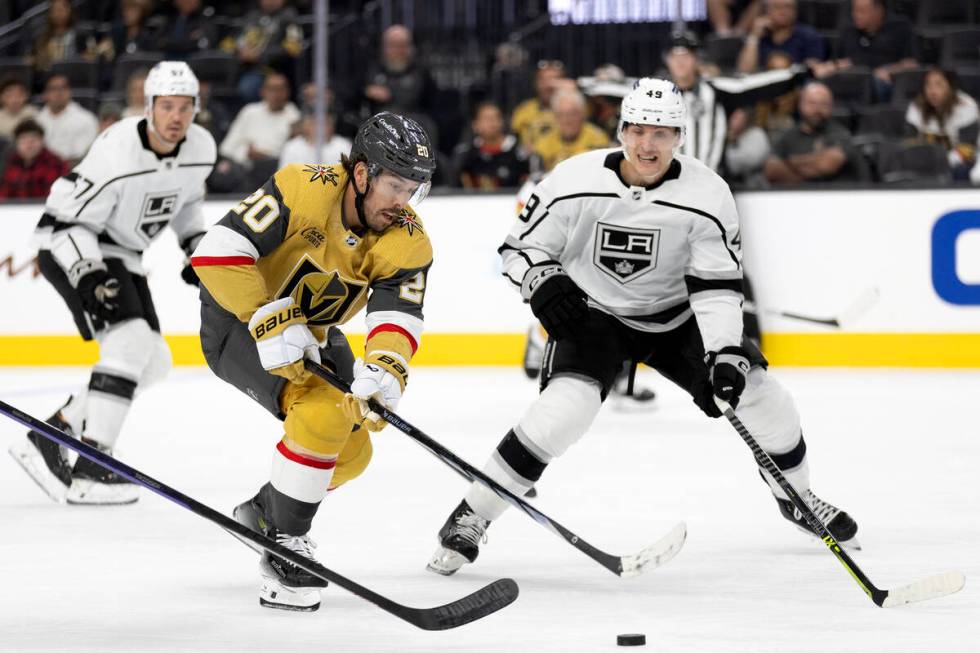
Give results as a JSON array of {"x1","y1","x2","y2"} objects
[
  {"x1": 341, "y1": 354, "x2": 407, "y2": 432},
  {"x1": 248, "y1": 297, "x2": 320, "y2": 384}
]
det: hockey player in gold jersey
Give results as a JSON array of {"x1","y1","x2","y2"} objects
[{"x1": 191, "y1": 112, "x2": 436, "y2": 611}]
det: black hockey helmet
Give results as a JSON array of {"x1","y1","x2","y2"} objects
[{"x1": 350, "y1": 111, "x2": 436, "y2": 184}]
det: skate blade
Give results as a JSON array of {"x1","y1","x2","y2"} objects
[
  {"x1": 67, "y1": 479, "x2": 139, "y2": 505},
  {"x1": 426, "y1": 547, "x2": 468, "y2": 576},
  {"x1": 260, "y1": 578, "x2": 321, "y2": 611},
  {"x1": 8, "y1": 441, "x2": 68, "y2": 504}
]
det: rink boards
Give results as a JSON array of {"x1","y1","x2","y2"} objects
[{"x1": 1, "y1": 188, "x2": 978, "y2": 367}]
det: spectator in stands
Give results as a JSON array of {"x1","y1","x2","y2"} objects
[
  {"x1": 98, "y1": 102, "x2": 123, "y2": 133},
  {"x1": 35, "y1": 74, "x2": 98, "y2": 164},
  {"x1": 219, "y1": 72, "x2": 299, "y2": 168},
  {"x1": 195, "y1": 81, "x2": 233, "y2": 144},
  {"x1": 28, "y1": 0, "x2": 95, "y2": 74},
  {"x1": 0, "y1": 76, "x2": 38, "y2": 140},
  {"x1": 278, "y1": 109, "x2": 352, "y2": 168},
  {"x1": 811, "y1": 0, "x2": 917, "y2": 102},
  {"x1": 531, "y1": 88, "x2": 609, "y2": 173},
  {"x1": 230, "y1": 0, "x2": 303, "y2": 102},
  {"x1": 95, "y1": 0, "x2": 157, "y2": 63},
  {"x1": 763, "y1": 82, "x2": 858, "y2": 185},
  {"x1": 361, "y1": 25, "x2": 439, "y2": 139},
  {"x1": 122, "y1": 69, "x2": 149, "y2": 118},
  {"x1": 708, "y1": 0, "x2": 762, "y2": 36},
  {"x1": 452, "y1": 101, "x2": 529, "y2": 189},
  {"x1": 489, "y1": 41, "x2": 531, "y2": 115},
  {"x1": 753, "y1": 50, "x2": 799, "y2": 141},
  {"x1": 725, "y1": 106, "x2": 771, "y2": 185},
  {"x1": 737, "y1": 0, "x2": 824, "y2": 73},
  {"x1": 512, "y1": 60, "x2": 566, "y2": 150},
  {"x1": 581, "y1": 64, "x2": 630, "y2": 140},
  {"x1": 905, "y1": 68, "x2": 979, "y2": 181},
  {"x1": 971, "y1": 142, "x2": 980, "y2": 186},
  {"x1": 157, "y1": 0, "x2": 217, "y2": 59},
  {"x1": 0, "y1": 119, "x2": 69, "y2": 199}
]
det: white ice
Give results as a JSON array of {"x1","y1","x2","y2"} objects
[{"x1": 0, "y1": 366, "x2": 977, "y2": 653}]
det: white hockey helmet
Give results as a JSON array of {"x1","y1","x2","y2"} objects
[
  {"x1": 144, "y1": 61, "x2": 200, "y2": 116},
  {"x1": 617, "y1": 77, "x2": 686, "y2": 148}
]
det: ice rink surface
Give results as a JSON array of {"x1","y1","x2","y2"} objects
[{"x1": 0, "y1": 366, "x2": 976, "y2": 653}]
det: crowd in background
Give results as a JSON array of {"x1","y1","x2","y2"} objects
[{"x1": 1, "y1": 0, "x2": 980, "y2": 200}]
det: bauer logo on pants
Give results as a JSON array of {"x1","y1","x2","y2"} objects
[{"x1": 593, "y1": 222, "x2": 660, "y2": 283}]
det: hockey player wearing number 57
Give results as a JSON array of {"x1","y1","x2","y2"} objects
[
  {"x1": 9, "y1": 62, "x2": 216, "y2": 506},
  {"x1": 191, "y1": 112, "x2": 435, "y2": 611},
  {"x1": 428, "y1": 78, "x2": 860, "y2": 576}
]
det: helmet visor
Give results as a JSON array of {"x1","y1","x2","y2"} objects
[{"x1": 375, "y1": 169, "x2": 432, "y2": 207}]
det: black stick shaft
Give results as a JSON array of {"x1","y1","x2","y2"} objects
[
  {"x1": 0, "y1": 398, "x2": 516, "y2": 629},
  {"x1": 717, "y1": 401, "x2": 888, "y2": 606},
  {"x1": 307, "y1": 360, "x2": 633, "y2": 575}
]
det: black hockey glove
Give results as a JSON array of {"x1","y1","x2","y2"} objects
[
  {"x1": 181, "y1": 262, "x2": 200, "y2": 286},
  {"x1": 705, "y1": 346, "x2": 750, "y2": 416},
  {"x1": 179, "y1": 232, "x2": 205, "y2": 287},
  {"x1": 71, "y1": 260, "x2": 121, "y2": 322},
  {"x1": 525, "y1": 267, "x2": 589, "y2": 341}
]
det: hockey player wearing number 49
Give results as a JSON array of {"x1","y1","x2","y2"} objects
[
  {"x1": 428, "y1": 78, "x2": 860, "y2": 576},
  {"x1": 8, "y1": 62, "x2": 216, "y2": 506}
]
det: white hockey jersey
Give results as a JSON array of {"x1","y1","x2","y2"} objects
[
  {"x1": 37, "y1": 116, "x2": 217, "y2": 275},
  {"x1": 501, "y1": 148, "x2": 744, "y2": 353}
]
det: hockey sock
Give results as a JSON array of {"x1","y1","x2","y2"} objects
[
  {"x1": 759, "y1": 434, "x2": 810, "y2": 500},
  {"x1": 83, "y1": 370, "x2": 137, "y2": 449},
  {"x1": 269, "y1": 439, "x2": 335, "y2": 534},
  {"x1": 466, "y1": 428, "x2": 549, "y2": 522}
]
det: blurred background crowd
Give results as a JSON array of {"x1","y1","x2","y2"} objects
[{"x1": 1, "y1": 0, "x2": 979, "y2": 200}]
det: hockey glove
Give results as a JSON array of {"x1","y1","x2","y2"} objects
[
  {"x1": 248, "y1": 297, "x2": 321, "y2": 384},
  {"x1": 341, "y1": 354, "x2": 407, "y2": 432},
  {"x1": 70, "y1": 259, "x2": 121, "y2": 322},
  {"x1": 706, "y1": 346, "x2": 750, "y2": 415},
  {"x1": 179, "y1": 232, "x2": 205, "y2": 287},
  {"x1": 180, "y1": 263, "x2": 200, "y2": 286},
  {"x1": 523, "y1": 265, "x2": 589, "y2": 341}
]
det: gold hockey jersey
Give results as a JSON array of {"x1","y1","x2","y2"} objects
[{"x1": 192, "y1": 163, "x2": 431, "y2": 363}]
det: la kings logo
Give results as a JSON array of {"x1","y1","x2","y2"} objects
[
  {"x1": 593, "y1": 222, "x2": 660, "y2": 283},
  {"x1": 140, "y1": 191, "x2": 179, "y2": 238}
]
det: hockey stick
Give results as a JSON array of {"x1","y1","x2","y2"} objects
[
  {"x1": 306, "y1": 360, "x2": 686, "y2": 578},
  {"x1": 759, "y1": 286, "x2": 880, "y2": 329},
  {"x1": 0, "y1": 399, "x2": 517, "y2": 630},
  {"x1": 715, "y1": 398, "x2": 965, "y2": 607}
]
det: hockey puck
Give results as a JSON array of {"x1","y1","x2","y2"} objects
[{"x1": 617, "y1": 633, "x2": 646, "y2": 646}]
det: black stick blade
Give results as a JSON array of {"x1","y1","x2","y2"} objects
[{"x1": 405, "y1": 578, "x2": 519, "y2": 630}]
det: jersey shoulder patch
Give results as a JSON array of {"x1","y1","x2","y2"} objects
[{"x1": 375, "y1": 205, "x2": 432, "y2": 270}]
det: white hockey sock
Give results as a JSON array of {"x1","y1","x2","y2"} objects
[
  {"x1": 270, "y1": 441, "x2": 335, "y2": 505},
  {"x1": 84, "y1": 369, "x2": 137, "y2": 449},
  {"x1": 465, "y1": 455, "x2": 530, "y2": 522}
]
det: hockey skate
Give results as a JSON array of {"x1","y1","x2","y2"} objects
[
  {"x1": 233, "y1": 495, "x2": 327, "y2": 612},
  {"x1": 7, "y1": 402, "x2": 76, "y2": 503},
  {"x1": 427, "y1": 500, "x2": 491, "y2": 576},
  {"x1": 776, "y1": 489, "x2": 861, "y2": 550},
  {"x1": 67, "y1": 440, "x2": 140, "y2": 505}
]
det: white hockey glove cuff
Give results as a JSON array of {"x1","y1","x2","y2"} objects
[
  {"x1": 248, "y1": 297, "x2": 320, "y2": 384},
  {"x1": 341, "y1": 355, "x2": 407, "y2": 432}
]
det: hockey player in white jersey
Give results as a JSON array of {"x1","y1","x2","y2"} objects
[
  {"x1": 9, "y1": 61, "x2": 216, "y2": 505},
  {"x1": 428, "y1": 78, "x2": 859, "y2": 575}
]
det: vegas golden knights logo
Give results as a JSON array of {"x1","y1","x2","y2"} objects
[{"x1": 278, "y1": 257, "x2": 366, "y2": 326}]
